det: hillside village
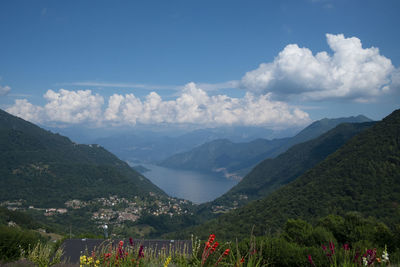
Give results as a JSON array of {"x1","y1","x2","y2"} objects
[{"x1": 1, "y1": 194, "x2": 193, "y2": 229}]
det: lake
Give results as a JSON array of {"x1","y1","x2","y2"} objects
[{"x1": 141, "y1": 164, "x2": 238, "y2": 204}]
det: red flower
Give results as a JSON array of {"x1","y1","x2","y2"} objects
[
  {"x1": 211, "y1": 241, "x2": 219, "y2": 253},
  {"x1": 214, "y1": 249, "x2": 230, "y2": 266},
  {"x1": 129, "y1": 237, "x2": 134, "y2": 246},
  {"x1": 208, "y1": 234, "x2": 216, "y2": 244},
  {"x1": 119, "y1": 240, "x2": 124, "y2": 247},
  {"x1": 343, "y1": 243, "x2": 350, "y2": 251},
  {"x1": 307, "y1": 255, "x2": 316, "y2": 267}
]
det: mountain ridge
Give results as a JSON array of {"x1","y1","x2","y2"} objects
[
  {"x1": 160, "y1": 115, "x2": 372, "y2": 178},
  {"x1": 0, "y1": 109, "x2": 166, "y2": 207},
  {"x1": 167, "y1": 109, "x2": 399, "y2": 240}
]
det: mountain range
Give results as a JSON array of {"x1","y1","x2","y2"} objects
[
  {"x1": 160, "y1": 115, "x2": 372, "y2": 178},
  {"x1": 204, "y1": 120, "x2": 375, "y2": 210},
  {"x1": 59, "y1": 125, "x2": 299, "y2": 164},
  {"x1": 169, "y1": 109, "x2": 400, "y2": 240}
]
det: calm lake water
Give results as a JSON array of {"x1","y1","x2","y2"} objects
[{"x1": 141, "y1": 164, "x2": 238, "y2": 204}]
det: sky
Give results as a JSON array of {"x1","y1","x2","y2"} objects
[{"x1": 0, "y1": 0, "x2": 399, "y2": 132}]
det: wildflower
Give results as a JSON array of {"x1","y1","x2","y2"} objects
[
  {"x1": 343, "y1": 243, "x2": 350, "y2": 251},
  {"x1": 362, "y1": 257, "x2": 368, "y2": 266},
  {"x1": 104, "y1": 252, "x2": 111, "y2": 260},
  {"x1": 164, "y1": 256, "x2": 172, "y2": 267},
  {"x1": 138, "y1": 245, "x2": 144, "y2": 259},
  {"x1": 321, "y1": 244, "x2": 327, "y2": 251},
  {"x1": 354, "y1": 250, "x2": 361, "y2": 264},
  {"x1": 211, "y1": 241, "x2": 219, "y2": 253},
  {"x1": 240, "y1": 257, "x2": 245, "y2": 263},
  {"x1": 307, "y1": 255, "x2": 316, "y2": 267},
  {"x1": 363, "y1": 249, "x2": 377, "y2": 266},
  {"x1": 129, "y1": 237, "x2": 134, "y2": 246},
  {"x1": 119, "y1": 240, "x2": 124, "y2": 247},
  {"x1": 329, "y1": 241, "x2": 335, "y2": 255},
  {"x1": 208, "y1": 234, "x2": 216, "y2": 244},
  {"x1": 215, "y1": 249, "x2": 230, "y2": 266},
  {"x1": 382, "y1": 245, "x2": 389, "y2": 263}
]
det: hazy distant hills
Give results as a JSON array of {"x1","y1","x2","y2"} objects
[
  {"x1": 90, "y1": 126, "x2": 299, "y2": 163},
  {"x1": 160, "y1": 138, "x2": 289, "y2": 178},
  {"x1": 171, "y1": 109, "x2": 400, "y2": 240},
  {"x1": 160, "y1": 115, "x2": 372, "y2": 178},
  {"x1": 0, "y1": 109, "x2": 165, "y2": 207}
]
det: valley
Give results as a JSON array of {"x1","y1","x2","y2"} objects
[{"x1": 1, "y1": 107, "x2": 399, "y2": 265}]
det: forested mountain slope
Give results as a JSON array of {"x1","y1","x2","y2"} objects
[
  {"x1": 171, "y1": 109, "x2": 399, "y2": 240},
  {"x1": 0, "y1": 109, "x2": 165, "y2": 207},
  {"x1": 205, "y1": 121, "x2": 375, "y2": 210}
]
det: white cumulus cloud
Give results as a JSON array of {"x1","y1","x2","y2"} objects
[
  {"x1": 6, "y1": 99, "x2": 44, "y2": 123},
  {"x1": 7, "y1": 84, "x2": 311, "y2": 128},
  {"x1": 0, "y1": 85, "x2": 11, "y2": 96},
  {"x1": 7, "y1": 89, "x2": 104, "y2": 125},
  {"x1": 241, "y1": 33, "x2": 399, "y2": 102},
  {"x1": 43, "y1": 89, "x2": 104, "y2": 124},
  {"x1": 103, "y1": 82, "x2": 311, "y2": 128}
]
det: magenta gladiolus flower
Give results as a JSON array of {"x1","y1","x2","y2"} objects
[
  {"x1": 307, "y1": 255, "x2": 316, "y2": 266},
  {"x1": 329, "y1": 241, "x2": 335, "y2": 255},
  {"x1": 138, "y1": 245, "x2": 144, "y2": 258}
]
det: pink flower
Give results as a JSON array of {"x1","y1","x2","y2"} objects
[
  {"x1": 307, "y1": 255, "x2": 316, "y2": 266},
  {"x1": 329, "y1": 241, "x2": 335, "y2": 255},
  {"x1": 138, "y1": 245, "x2": 144, "y2": 258}
]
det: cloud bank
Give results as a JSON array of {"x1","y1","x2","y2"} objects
[
  {"x1": 7, "y1": 83, "x2": 310, "y2": 128},
  {"x1": 241, "y1": 34, "x2": 399, "y2": 102}
]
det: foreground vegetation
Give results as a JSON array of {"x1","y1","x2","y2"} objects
[{"x1": 2, "y1": 212, "x2": 400, "y2": 266}]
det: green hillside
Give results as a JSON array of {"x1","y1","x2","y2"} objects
[
  {"x1": 172, "y1": 109, "x2": 400, "y2": 240},
  {"x1": 0, "y1": 109, "x2": 165, "y2": 207},
  {"x1": 271, "y1": 115, "x2": 372, "y2": 157},
  {"x1": 207, "y1": 121, "x2": 375, "y2": 210},
  {"x1": 160, "y1": 116, "x2": 372, "y2": 178}
]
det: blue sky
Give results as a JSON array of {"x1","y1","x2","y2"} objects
[{"x1": 0, "y1": 0, "x2": 399, "y2": 131}]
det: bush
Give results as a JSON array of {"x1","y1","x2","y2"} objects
[{"x1": 0, "y1": 225, "x2": 44, "y2": 263}]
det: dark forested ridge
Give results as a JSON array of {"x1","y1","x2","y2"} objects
[
  {"x1": 0, "y1": 109, "x2": 165, "y2": 207},
  {"x1": 171, "y1": 109, "x2": 400, "y2": 240},
  {"x1": 270, "y1": 115, "x2": 372, "y2": 157},
  {"x1": 205, "y1": 121, "x2": 375, "y2": 210}
]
